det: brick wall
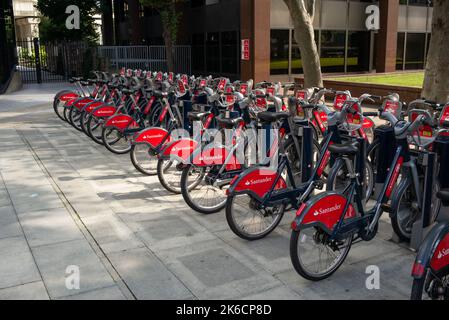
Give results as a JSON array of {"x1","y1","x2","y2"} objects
[{"x1": 294, "y1": 78, "x2": 422, "y2": 104}]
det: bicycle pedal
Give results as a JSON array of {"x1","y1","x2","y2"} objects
[{"x1": 381, "y1": 203, "x2": 394, "y2": 214}]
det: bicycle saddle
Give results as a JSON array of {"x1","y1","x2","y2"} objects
[
  {"x1": 328, "y1": 141, "x2": 360, "y2": 156},
  {"x1": 217, "y1": 117, "x2": 243, "y2": 129},
  {"x1": 257, "y1": 112, "x2": 289, "y2": 123},
  {"x1": 437, "y1": 189, "x2": 449, "y2": 206},
  {"x1": 188, "y1": 111, "x2": 211, "y2": 122}
]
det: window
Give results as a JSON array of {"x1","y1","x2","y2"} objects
[
  {"x1": 270, "y1": 29, "x2": 289, "y2": 75},
  {"x1": 347, "y1": 31, "x2": 371, "y2": 72},
  {"x1": 405, "y1": 33, "x2": 426, "y2": 70},
  {"x1": 206, "y1": 32, "x2": 220, "y2": 73},
  {"x1": 221, "y1": 31, "x2": 238, "y2": 74},
  {"x1": 321, "y1": 30, "x2": 345, "y2": 73},
  {"x1": 396, "y1": 33, "x2": 405, "y2": 70},
  {"x1": 192, "y1": 34, "x2": 205, "y2": 73}
]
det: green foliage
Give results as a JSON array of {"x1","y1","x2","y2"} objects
[
  {"x1": 139, "y1": 0, "x2": 183, "y2": 43},
  {"x1": 36, "y1": 0, "x2": 100, "y2": 43}
]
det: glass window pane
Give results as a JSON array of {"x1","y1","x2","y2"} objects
[
  {"x1": 221, "y1": 31, "x2": 238, "y2": 75},
  {"x1": 347, "y1": 31, "x2": 371, "y2": 72},
  {"x1": 192, "y1": 33, "x2": 205, "y2": 74},
  {"x1": 396, "y1": 32, "x2": 405, "y2": 70},
  {"x1": 270, "y1": 29, "x2": 289, "y2": 75},
  {"x1": 405, "y1": 33, "x2": 425, "y2": 70},
  {"x1": 321, "y1": 30, "x2": 345, "y2": 73},
  {"x1": 206, "y1": 32, "x2": 220, "y2": 73}
]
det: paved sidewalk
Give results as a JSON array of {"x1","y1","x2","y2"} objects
[{"x1": 0, "y1": 84, "x2": 415, "y2": 300}]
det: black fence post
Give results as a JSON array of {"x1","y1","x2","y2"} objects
[{"x1": 33, "y1": 38, "x2": 42, "y2": 84}]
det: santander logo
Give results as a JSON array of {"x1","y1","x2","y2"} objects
[
  {"x1": 244, "y1": 177, "x2": 273, "y2": 186},
  {"x1": 437, "y1": 248, "x2": 449, "y2": 260},
  {"x1": 142, "y1": 134, "x2": 164, "y2": 140},
  {"x1": 112, "y1": 120, "x2": 130, "y2": 124},
  {"x1": 172, "y1": 146, "x2": 192, "y2": 153},
  {"x1": 313, "y1": 203, "x2": 342, "y2": 217},
  {"x1": 97, "y1": 110, "x2": 113, "y2": 115},
  {"x1": 199, "y1": 155, "x2": 224, "y2": 162}
]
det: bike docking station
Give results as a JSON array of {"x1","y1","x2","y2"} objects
[
  {"x1": 373, "y1": 124, "x2": 397, "y2": 200},
  {"x1": 410, "y1": 150, "x2": 438, "y2": 250},
  {"x1": 410, "y1": 136, "x2": 449, "y2": 250},
  {"x1": 294, "y1": 119, "x2": 314, "y2": 184}
]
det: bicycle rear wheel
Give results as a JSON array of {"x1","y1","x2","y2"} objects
[
  {"x1": 102, "y1": 127, "x2": 132, "y2": 154},
  {"x1": 86, "y1": 114, "x2": 105, "y2": 145},
  {"x1": 130, "y1": 144, "x2": 158, "y2": 176},
  {"x1": 53, "y1": 90, "x2": 72, "y2": 121},
  {"x1": 411, "y1": 270, "x2": 449, "y2": 300},
  {"x1": 180, "y1": 165, "x2": 226, "y2": 214},
  {"x1": 69, "y1": 107, "x2": 84, "y2": 132},
  {"x1": 226, "y1": 194, "x2": 285, "y2": 241},
  {"x1": 157, "y1": 159, "x2": 184, "y2": 194},
  {"x1": 290, "y1": 227, "x2": 353, "y2": 281}
]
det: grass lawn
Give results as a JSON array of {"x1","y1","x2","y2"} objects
[{"x1": 326, "y1": 71, "x2": 424, "y2": 88}]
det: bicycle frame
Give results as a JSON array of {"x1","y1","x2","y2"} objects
[
  {"x1": 292, "y1": 144, "x2": 404, "y2": 239},
  {"x1": 228, "y1": 131, "x2": 333, "y2": 208}
]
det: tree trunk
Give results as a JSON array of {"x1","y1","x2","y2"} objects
[
  {"x1": 283, "y1": 0, "x2": 322, "y2": 88},
  {"x1": 128, "y1": 0, "x2": 143, "y2": 45},
  {"x1": 422, "y1": 0, "x2": 449, "y2": 103},
  {"x1": 163, "y1": 25, "x2": 174, "y2": 72},
  {"x1": 101, "y1": 0, "x2": 114, "y2": 45}
]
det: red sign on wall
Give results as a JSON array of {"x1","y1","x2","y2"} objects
[{"x1": 241, "y1": 39, "x2": 250, "y2": 61}]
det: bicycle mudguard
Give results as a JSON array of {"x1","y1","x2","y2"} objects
[
  {"x1": 291, "y1": 192, "x2": 356, "y2": 235},
  {"x1": 59, "y1": 92, "x2": 79, "y2": 102},
  {"x1": 83, "y1": 101, "x2": 104, "y2": 114},
  {"x1": 133, "y1": 127, "x2": 171, "y2": 149},
  {"x1": 412, "y1": 222, "x2": 449, "y2": 279},
  {"x1": 104, "y1": 114, "x2": 138, "y2": 132},
  {"x1": 73, "y1": 98, "x2": 95, "y2": 110},
  {"x1": 64, "y1": 97, "x2": 79, "y2": 107},
  {"x1": 227, "y1": 166, "x2": 287, "y2": 201},
  {"x1": 91, "y1": 105, "x2": 117, "y2": 118},
  {"x1": 190, "y1": 145, "x2": 242, "y2": 171},
  {"x1": 159, "y1": 138, "x2": 199, "y2": 163}
]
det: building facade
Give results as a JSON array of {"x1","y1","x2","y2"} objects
[
  {"x1": 12, "y1": 0, "x2": 39, "y2": 41},
  {"x1": 270, "y1": 0, "x2": 433, "y2": 77},
  {"x1": 0, "y1": 0, "x2": 17, "y2": 91},
  {"x1": 96, "y1": 0, "x2": 435, "y2": 81}
]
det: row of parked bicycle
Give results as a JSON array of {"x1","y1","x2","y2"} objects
[{"x1": 53, "y1": 68, "x2": 449, "y2": 300}]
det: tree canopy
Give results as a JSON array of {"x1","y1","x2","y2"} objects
[
  {"x1": 139, "y1": 0, "x2": 184, "y2": 71},
  {"x1": 36, "y1": 0, "x2": 100, "y2": 43}
]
